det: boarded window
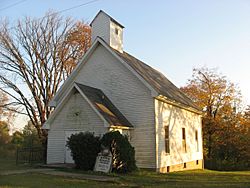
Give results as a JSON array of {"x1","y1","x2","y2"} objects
[
  {"x1": 115, "y1": 28, "x2": 119, "y2": 35},
  {"x1": 182, "y1": 128, "x2": 187, "y2": 153},
  {"x1": 165, "y1": 126, "x2": 170, "y2": 154},
  {"x1": 195, "y1": 130, "x2": 199, "y2": 152}
]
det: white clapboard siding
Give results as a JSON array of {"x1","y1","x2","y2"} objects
[
  {"x1": 47, "y1": 130, "x2": 65, "y2": 163},
  {"x1": 47, "y1": 91, "x2": 108, "y2": 164},
  {"x1": 110, "y1": 20, "x2": 123, "y2": 52},
  {"x1": 92, "y1": 12, "x2": 123, "y2": 53},
  {"x1": 73, "y1": 45, "x2": 156, "y2": 169},
  {"x1": 155, "y1": 99, "x2": 203, "y2": 169},
  {"x1": 91, "y1": 12, "x2": 110, "y2": 45}
]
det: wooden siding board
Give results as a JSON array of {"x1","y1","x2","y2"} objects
[
  {"x1": 47, "y1": 130, "x2": 65, "y2": 164},
  {"x1": 74, "y1": 45, "x2": 156, "y2": 168},
  {"x1": 47, "y1": 91, "x2": 108, "y2": 164},
  {"x1": 91, "y1": 12, "x2": 110, "y2": 45},
  {"x1": 155, "y1": 99, "x2": 203, "y2": 169}
]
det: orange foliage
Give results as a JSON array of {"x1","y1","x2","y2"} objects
[
  {"x1": 63, "y1": 22, "x2": 91, "y2": 76},
  {"x1": 181, "y1": 67, "x2": 249, "y2": 169}
]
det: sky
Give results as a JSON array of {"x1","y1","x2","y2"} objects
[{"x1": 0, "y1": 0, "x2": 250, "y2": 129}]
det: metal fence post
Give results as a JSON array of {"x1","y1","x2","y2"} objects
[
  {"x1": 16, "y1": 148, "x2": 19, "y2": 165},
  {"x1": 28, "y1": 147, "x2": 31, "y2": 164},
  {"x1": 31, "y1": 147, "x2": 33, "y2": 164}
]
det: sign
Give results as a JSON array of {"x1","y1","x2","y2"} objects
[{"x1": 94, "y1": 152, "x2": 112, "y2": 173}]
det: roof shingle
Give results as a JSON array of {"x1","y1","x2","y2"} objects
[
  {"x1": 113, "y1": 50, "x2": 200, "y2": 111},
  {"x1": 76, "y1": 83, "x2": 133, "y2": 128}
]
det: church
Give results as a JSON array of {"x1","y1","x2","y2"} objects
[{"x1": 43, "y1": 10, "x2": 203, "y2": 173}]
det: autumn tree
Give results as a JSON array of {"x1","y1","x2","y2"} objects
[
  {"x1": 181, "y1": 67, "x2": 249, "y2": 169},
  {"x1": 239, "y1": 106, "x2": 250, "y2": 166},
  {"x1": 0, "y1": 121, "x2": 11, "y2": 145},
  {"x1": 11, "y1": 131, "x2": 24, "y2": 148},
  {"x1": 0, "y1": 12, "x2": 91, "y2": 147},
  {"x1": 0, "y1": 91, "x2": 14, "y2": 122},
  {"x1": 63, "y1": 21, "x2": 91, "y2": 76}
]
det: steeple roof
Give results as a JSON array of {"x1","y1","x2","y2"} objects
[{"x1": 90, "y1": 10, "x2": 124, "y2": 28}]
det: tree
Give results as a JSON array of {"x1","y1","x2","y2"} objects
[
  {"x1": 0, "y1": 91, "x2": 12, "y2": 145},
  {"x1": 11, "y1": 121, "x2": 43, "y2": 149},
  {"x1": 239, "y1": 106, "x2": 250, "y2": 167},
  {"x1": 181, "y1": 67, "x2": 242, "y2": 159},
  {"x1": 181, "y1": 67, "x2": 250, "y2": 170},
  {"x1": 11, "y1": 130, "x2": 24, "y2": 148},
  {"x1": 0, "y1": 91, "x2": 9, "y2": 118},
  {"x1": 0, "y1": 121, "x2": 13, "y2": 158},
  {"x1": 63, "y1": 21, "x2": 91, "y2": 76},
  {"x1": 0, "y1": 91, "x2": 14, "y2": 123},
  {"x1": 22, "y1": 121, "x2": 42, "y2": 148},
  {"x1": 0, "y1": 12, "x2": 91, "y2": 146},
  {"x1": 0, "y1": 121, "x2": 11, "y2": 145}
]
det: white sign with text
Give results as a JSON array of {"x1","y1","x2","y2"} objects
[{"x1": 94, "y1": 153, "x2": 112, "y2": 173}]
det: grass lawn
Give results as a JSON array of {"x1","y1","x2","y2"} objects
[
  {"x1": 0, "y1": 170, "x2": 249, "y2": 188},
  {"x1": 0, "y1": 157, "x2": 33, "y2": 172},
  {"x1": 0, "y1": 158, "x2": 249, "y2": 188}
]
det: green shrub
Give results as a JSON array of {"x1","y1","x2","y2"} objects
[
  {"x1": 100, "y1": 131, "x2": 137, "y2": 173},
  {"x1": 205, "y1": 158, "x2": 250, "y2": 171},
  {"x1": 66, "y1": 132, "x2": 100, "y2": 170}
]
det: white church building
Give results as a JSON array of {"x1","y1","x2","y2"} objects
[{"x1": 43, "y1": 10, "x2": 203, "y2": 173}]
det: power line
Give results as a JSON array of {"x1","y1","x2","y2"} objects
[
  {"x1": 38, "y1": 0, "x2": 101, "y2": 21},
  {"x1": 5, "y1": 0, "x2": 101, "y2": 31},
  {"x1": 54, "y1": 0, "x2": 101, "y2": 15},
  {"x1": 0, "y1": 0, "x2": 28, "y2": 12}
]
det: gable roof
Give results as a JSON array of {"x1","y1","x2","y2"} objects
[
  {"x1": 43, "y1": 82, "x2": 133, "y2": 129},
  {"x1": 50, "y1": 37, "x2": 200, "y2": 113},
  {"x1": 50, "y1": 37, "x2": 157, "y2": 106},
  {"x1": 118, "y1": 52, "x2": 200, "y2": 111},
  {"x1": 75, "y1": 83, "x2": 133, "y2": 128},
  {"x1": 104, "y1": 41, "x2": 200, "y2": 111},
  {"x1": 90, "y1": 10, "x2": 124, "y2": 28}
]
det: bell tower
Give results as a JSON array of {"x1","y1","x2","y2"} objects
[{"x1": 90, "y1": 10, "x2": 124, "y2": 53}]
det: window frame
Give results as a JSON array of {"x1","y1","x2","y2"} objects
[
  {"x1": 115, "y1": 28, "x2": 119, "y2": 35},
  {"x1": 182, "y1": 127, "x2": 187, "y2": 153},
  {"x1": 164, "y1": 125, "x2": 170, "y2": 154},
  {"x1": 195, "y1": 129, "x2": 199, "y2": 152}
]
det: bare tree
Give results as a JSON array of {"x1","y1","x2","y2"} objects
[{"x1": 0, "y1": 12, "x2": 91, "y2": 145}]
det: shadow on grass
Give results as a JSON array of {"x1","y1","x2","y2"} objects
[
  {"x1": 1, "y1": 162, "x2": 249, "y2": 188},
  {"x1": 0, "y1": 157, "x2": 41, "y2": 172}
]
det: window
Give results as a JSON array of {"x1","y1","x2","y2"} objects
[
  {"x1": 167, "y1": 166, "x2": 170, "y2": 172},
  {"x1": 182, "y1": 128, "x2": 187, "y2": 153},
  {"x1": 165, "y1": 126, "x2": 170, "y2": 154},
  {"x1": 196, "y1": 160, "x2": 199, "y2": 165},
  {"x1": 195, "y1": 130, "x2": 199, "y2": 152},
  {"x1": 184, "y1": 162, "x2": 187, "y2": 168},
  {"x1": 115, "y1": 28, "x2": 119, "y2": 35}
]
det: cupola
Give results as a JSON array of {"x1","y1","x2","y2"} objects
[{"x1": 90, "y1": 10, "x2": 124, "y2": 53}]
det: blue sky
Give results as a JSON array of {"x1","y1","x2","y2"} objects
[{"x1": 1, "y1": 0, "x2": 250, "y2": 107}]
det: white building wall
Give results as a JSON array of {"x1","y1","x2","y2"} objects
[
  {"x1": 47, "y1": 91, "x2": 107, "y2": 164},
  {"x1": 73, "y1": 45, "x2": 156, "y2": 168},
  {"x1": 110, "y1": 20, "x2": 123, "y2": 52},
  {"x1": 47, "y1": 130, "x2": 65, "y2": 164},
  {"x1": 91, "y1": 12, "x2": 110, "y2": 44},
  {"x1": 155, "y1": 99, "x2": 203, "y2": 169},
  {"x1": 92, "y1": 12, "x2": 123, "y2": 52}
]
